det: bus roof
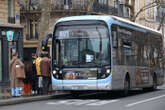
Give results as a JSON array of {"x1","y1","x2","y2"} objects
[
  {"x1": 111, "y1": 16, "x2": 161, "y2": 35},
  {"x1": 56, "y1": 15, "x2": 162, "y2": 35},
  {"x1": 56, "y1": 15, "x2": 111, "y2": 23}
]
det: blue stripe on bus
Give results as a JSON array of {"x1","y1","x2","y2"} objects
[
  {"x1": 97, "y1": 73, "x2": 112, "y2": 84},
  {"x1": 52, "y1": 73, "x2": 112, "y2": 85},
  {"x1": 51, "y1": 76, "x2": 62, "y2": 84}
]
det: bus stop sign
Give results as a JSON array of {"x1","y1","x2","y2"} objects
[{"x1": 6, "y1": 31, "x2": 14, "y2": 41}]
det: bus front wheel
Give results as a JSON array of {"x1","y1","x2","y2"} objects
[
  {"x1": 143, "y1": 74, "x2": 157, "y2": 91},
  {"x1": 71, "y1": 91, "x2": 80, "y2": 97}
]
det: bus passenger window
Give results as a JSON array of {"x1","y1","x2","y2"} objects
[{"x1": 112, "y1": 31, "x2": 118, "y2": 48}]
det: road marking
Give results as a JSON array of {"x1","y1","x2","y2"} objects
[
  {"x1": 47, "y1": 102, "x2": 57, "y2": 105},
  {"x1": 74, "y1": 100, "x2": 98, "y2": 105},
  {"x1": 86, "y1": 100, "x2": 119, "y2": 106},
  {"x1": 46, "y1": 100, "x2": 98, "y2": 105},
  {"x1": 47, "y1": 100, "x2": 71, "y2": 105},
  {"x1": 125, "y1": 94, "x2": 165, "y2": 107},
  {"x1": 63, "y1": 100, "x2": 95, "y2": 105},
  {"x1": 46, "y1": 99, "x2": 119, "y2": 106}
]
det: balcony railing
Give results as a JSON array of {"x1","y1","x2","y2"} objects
[
  {"x1": 51, "y1": 0, "x2": 89, "y2": 11},
  {"x1": 51, "y1": 0, "x2": 118, "y2": 15},
  {"x1": 20, "y1": 0, "x2": 118, "y2": 15}
]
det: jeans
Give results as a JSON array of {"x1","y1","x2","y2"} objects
[
  {"x1": 42, "y1": 76, "x2": 50, "y2": 94},
  {"x1": 11, "y1": 87, "x2": 23, "y2": 97}
]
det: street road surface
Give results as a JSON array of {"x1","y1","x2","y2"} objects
[{"x1": 1, "y1": 84, "x2": 165, "y2": 110}]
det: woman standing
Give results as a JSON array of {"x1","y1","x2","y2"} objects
[
  {"x1": 23, "y1": 61, "x2": 33, "y2": 96},
  {"x1": 9, "y1": 51, "x2": 25, "y2": 97}
]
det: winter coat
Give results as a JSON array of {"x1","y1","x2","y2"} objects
[
  {"x1": 24, "y1": 61, "x2": 33, "y2": 83},
  {"x1": 9, "y1": 57, "x2": 25, "y2": 88},
  {"x1": 40, "y1": 57, "x2": 51, "y2": 77},
  {"x1": 34, "y1": 57, "x2": 42, "y2": 76}
]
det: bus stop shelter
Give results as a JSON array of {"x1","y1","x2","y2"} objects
[{"x1": 0, "y1": 24, "x2": 23, "y2": 88}]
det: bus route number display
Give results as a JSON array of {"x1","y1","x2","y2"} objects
[{"x1": 59, "y1": 31, "x2": 69, "y2": 39}]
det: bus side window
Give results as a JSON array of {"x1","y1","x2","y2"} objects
[
  {"x1": 55, "y1": 39, "x2": 60, "y2": 65},
  {"x1": 112, "y1": 31, "x2": 118, "y2": 48}
]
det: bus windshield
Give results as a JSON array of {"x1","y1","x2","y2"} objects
[{"x1": 54, "y1": 24, "x2": 110, "y2": 68}]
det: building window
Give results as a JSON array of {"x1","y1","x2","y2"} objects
[
  {"x1": 98, "y1": 0, "x2": 107, "y2": 5},
  {"x1": 146, "y1": 0, "x2": 155, "y2": 20},
  {"x1": 114, "y1": 0, "x2": 119, "y2": 8},
  {"x1": 119, "y1": 4, "x2": 130, "y2": 18},
  {"x1": 26, "y1": 20, "x2": 38, "y2": 40},
  {"x1": 63, "y1": 0, "x2": 72, "y2": 9},
  {"x1": 156, "y1": 5, "x2": 165, "y2": 22},
  {"x1": 29, "y1": 0, "x2": 41, "y2": 10},
  {"x1": 8, "y1": 0, "x2": 15, "y2": 24}
]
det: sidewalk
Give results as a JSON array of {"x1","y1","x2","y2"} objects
[
  {"x1": 0, "y1": 89, "x2": 67, "y2": 106},
  {"x1": 0, "y1": 94, "x2": 54, "y2": 106}
]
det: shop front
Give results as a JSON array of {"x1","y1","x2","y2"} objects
[{"x1": 0, "y1": 24, "x2": 23, "y2": 88}]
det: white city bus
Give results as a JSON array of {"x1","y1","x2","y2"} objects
[{"x1": 46, "y1": 15, "x2": 164, "y2": 95}]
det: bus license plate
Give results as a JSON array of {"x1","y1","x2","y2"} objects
[
  {"x1": 72, "y1": 86, "x2": 79, "y2": 90},
  {"x1": 72, "y1": 85, "x2": 86, "y2": 90}
]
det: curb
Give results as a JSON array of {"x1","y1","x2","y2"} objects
[{"x1": 0, "y1": 93, "x2": 68, "y2": 106}]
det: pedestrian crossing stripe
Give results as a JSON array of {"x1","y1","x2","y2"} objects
[
  {"x1": 47, "y1": 102, "x2": 56, "y2": 105},
  {"x1": 86, "y1": 100, "x2": 119, "y2": 106},
  {"x1": 74, "y1": 100, "x2": 98, "y2": 105},
  {"x1": 46, "y1": 99, "x2": 119, "y2": 106}
]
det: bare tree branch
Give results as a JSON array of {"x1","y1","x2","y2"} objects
[{"x1": 131, "y1": 1, "x2": 160, "y2": 22}]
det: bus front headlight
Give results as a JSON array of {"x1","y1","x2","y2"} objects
[
  {"x1": 53, "y1": 70, "x2": 57, "y2": 75},
  {"x1": 106, "y1": 69, "x2": 111, "y2": 74}
]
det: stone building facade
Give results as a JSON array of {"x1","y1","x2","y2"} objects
[
  {"x1": 0, "y1": 0, "x2": 8, "y2": 23},
  {"x1": 0, "y1": 0, "x2": 21, "y2": 24}
]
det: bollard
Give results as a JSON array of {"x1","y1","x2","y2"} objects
[{"x1": 3, "y1": 88, "x2": 7, "y2": 99}]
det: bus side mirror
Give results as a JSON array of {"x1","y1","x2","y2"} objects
[{"x1": 42, "y1": 33, "x2": 52, "y2": 51}]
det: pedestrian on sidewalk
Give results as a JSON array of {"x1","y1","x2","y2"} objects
[
  {"x1": 34, "y1": 53, "x2": 43, "y2": 95},
  {"x1": 31, "y1": 53, "x2": 38, "y2": 95},
  {"x1": 9, "y1": 50, "x2": 25, "y2": 97},
  {"x1": 40, "y1": 51, "x2": 51, "y2": 95},
  {"x1": 24, "y1": 61, "x2": 33, "y2": 96}
]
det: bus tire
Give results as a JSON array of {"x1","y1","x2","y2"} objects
[
  {"x1": 143, "y1": 73, "x2": 157, "y2": 91},
  {"x1": 123, "y1": 74, "x2": 130, "y2": 96},
  {"x1": 71, "y1": 91, "x2": 80, "y2": 97}
]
